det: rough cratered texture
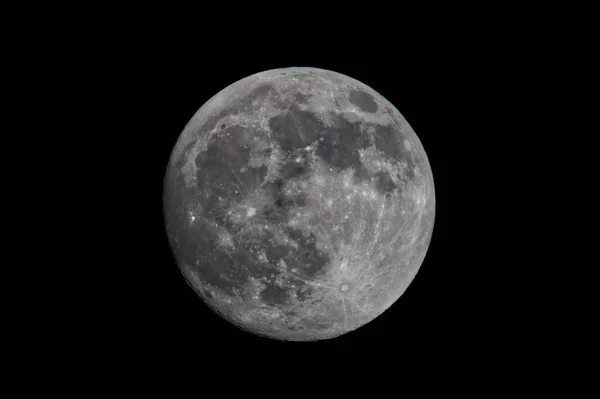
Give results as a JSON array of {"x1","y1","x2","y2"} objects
[{"x1": 163, "y1": 67, "x2": 435, "y2": 341}]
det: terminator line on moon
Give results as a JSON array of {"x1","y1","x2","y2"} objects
[{"x1": 163, "y1": 67, "x2": 435, "y2": 341}]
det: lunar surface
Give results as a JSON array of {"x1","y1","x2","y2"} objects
[{"x1": 163, "y1": 67, "x2": 435, "y2": 341}]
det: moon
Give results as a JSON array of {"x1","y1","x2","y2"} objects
[{"x1": 163, "y1": 67, "x2": 435, "y2": 341}]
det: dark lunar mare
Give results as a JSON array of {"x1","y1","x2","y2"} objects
[
  {"x1": 166, "y1": 129, "x2": 333, "y2": 305},
  {"x1": 267, "y1": 103, "x2": 418, "y2": 195},
  {"x1": 348, "y1": 89, "x2": 378, "y2": 113}
]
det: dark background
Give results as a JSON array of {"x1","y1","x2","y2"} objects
[{"x1": 86, "y1": 47, "x2": 532, "y2": 380}]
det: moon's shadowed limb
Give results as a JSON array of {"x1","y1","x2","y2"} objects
[{"x1": 163, "y1": 67, "x2": 435, "y2": 341}]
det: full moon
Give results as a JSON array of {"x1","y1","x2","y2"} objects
[{"x1": 163, "y1": 67, "x2": 435, "y2": 341}]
